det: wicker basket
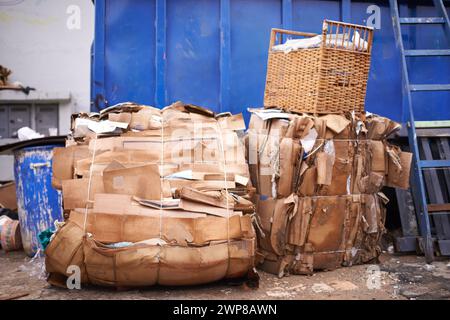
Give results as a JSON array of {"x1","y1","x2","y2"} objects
[{"x1": 264, "y1": 20, "x2": 373, "y2": 114}]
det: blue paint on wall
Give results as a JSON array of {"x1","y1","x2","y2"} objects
[{"x1": 92, "y1": 0, "x2": 450, "y2": 122}]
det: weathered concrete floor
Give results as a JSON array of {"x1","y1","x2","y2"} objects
[{"x1": 0, "y1": 251, "x2": 449, "y2": 300}]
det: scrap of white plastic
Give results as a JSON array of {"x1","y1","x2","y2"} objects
[
  {"x1": 356, "y1": 120, "x2": 364, "y2": 135},
  {"x1": 87, "y1": 119, "x2": 129, "y2": 134},
  {"x1": 74, "y1": 118, "x2": 129, "y2": 134},
  {"x1": 346, "y1": 175, "x2": 352, "y2": 195},
  {"x1": 324, "y1": 140, "x2": 336, "y2": 168},
  {"x1": 164, "y1": 170, "x2": 194, "y2": 180},
  {"x1": 135, "y1": 238, "x2": 167, "y2": 246},
  {"x1": 352, "y1": 31, "x2": 369, "y2": 51},
  {"x1": 247, "y1": 108, "x2": 291, "y2": 121},
  {"x1": 272, "y1": 35, "x2": 322, "y2": 53},
  {"x1": 300, "y1": 128, "x2": 318, "y2": 153},
  {"x1": 17, "y1": 127, "x2": 44, "y2": 141},
  {"x1": 324, "y1": 139, "x2": 335, "y2": 157}
]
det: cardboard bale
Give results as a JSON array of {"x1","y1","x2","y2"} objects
[
  {"x1": 247, "y1": 109, "x2": 412, "y2": 198},
  {"x1": 45, "y1": 218, "x2": 254, "y2": 287},
  {"x1": 255, "y1": 194, "x2": 386, "y2": 275},
  {"x1": 248, "y1": 108, "x2": 409, "y2": 276},
  {"x1": 46, "y1": 101, "x2": 256, "y2": 288},
  {"x1": 69, "y1": 206, "x2": 254, "y2": 246},
  {"x1": 83, "y1": 237, "x2": 254, "y2": 287}
]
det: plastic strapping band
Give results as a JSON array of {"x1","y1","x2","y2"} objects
[
  {"x1": 215, "y1": 119, "x2": 232, "y2": 277},
  {"x1": 157, "y1": 111, "x2": 165, "y2": 283},
  {"x1": 83, "y1": 133, "x2": 98, "y2": 233}
]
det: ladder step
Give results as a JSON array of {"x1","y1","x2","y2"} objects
[
  {"x1": 428, "y1": 203, "x2": 450, "y2": 213},
  {"x1": 409, "y1": 84, "x2": 450, "y2": 91},
  {"x1": 405, "y1": 49, "x2": 450, "y2": 56},
  {"x1": 399, "y1": 17, "x2": 445, "y2": 24},
  {"x1": 419, "y1": 160, "x2": 450, "y2": 168},
  {"x1": 414, "y1": 120, "x2": 450, "y2": 129}
]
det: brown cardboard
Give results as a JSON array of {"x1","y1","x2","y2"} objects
[
  {"x1": 168, "y1": 179, "x2": 236, "y2": 192},
  {"x1": 45, "y1": 219, "x2": 255, "y2": 287},
  {"x1": 298, "y1": 166, "x2": 317, "y2": 196},
  {"x1": 62, "y1": 177, "x2": 105, "y2": 210},
  {"x1": 103, "y1": 163, "x2": 161, "y2": 200},
  {"x1": 108, "y1": 112, "x2": 132, "y2": 125},
  {"x1": 255, "y1": 196, "x2": 296, "y2": 256},
  {"x1": 0, "y1": 182, "x2": 17, "y2": 210},
  {"x1": 358, "y1": 172, "x2": 385, "y2": 194},
  {"x1": 177, "y1": 187, "x2": 234, "y2": 209},
  {"x1": 217, "y1": 113, "x2": 246, "y2": 131},
  {"x1": 278, "y1": 138, "x2": 302, "y2": 197},
  {"x1": 370, "y1": 140, "x2": 386, "y2": 173},
  {"x1": 83, "y1": 237, "x2": 254, "y2": 287},
  {"x1": 307, "y1": 196, "x2": 348, "y2": 253},
  {"x1": 136, "y1": 197, "x2": 234, "y2": 218},
  {"x1": 285, "y1": 116, "x2": 314, "y2": 139},
  {"x1": 319, "y1": 140, "x2": 352, "y2": 195},
  {"x1": 130, "y1": 108, "x2": 153, "y2": 130},
  {"x1": 52, "y1": 145, "x2": 90, "y2": 189},
  {"x1": 387, "y1": 150, "x2": 412, "y2": 189},
  {"x1": 316, "y1": 152, "x2": 334, "y2": 185},
  {"x1": 48, "y1": 102, "x2": 256, "y2": 288},
  {"x1": 69, "y1": 209, "x2": 253, "y2": 246},
  {"x1": 248, "y1": 109, "x2": 405, "y2": 276},
  {"x1": 256, "y1": 194, "x2": 386, "y2": 274},
  {"x1": 287, "y1": 197, "x2": 312, "y2": 247},
  {"x1": 320, "y1": 114, "x2": 351, "y2": 135},
  {"x1": 44, "y1": 220, "x2": 87, "y2": 283}
]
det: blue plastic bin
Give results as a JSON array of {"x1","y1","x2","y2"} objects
[{"x1": 13, "y1": 145, "x2": 63, "y2": 257}]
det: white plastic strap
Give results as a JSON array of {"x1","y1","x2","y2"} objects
[
  {"x1": 215, "y1": 119, "x2": 232, "y2": 276},
  {"x1": 83, "y1": 134, "x2": 98, "y2": 233}
]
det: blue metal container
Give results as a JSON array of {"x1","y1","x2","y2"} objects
[
  {"x1": 91, "y1": 0, "x2": 450, "y2": 123},
  {"x1": 13, "y1": 145, "x2": 63, "y2": 257}
]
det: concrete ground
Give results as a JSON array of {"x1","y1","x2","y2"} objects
[{"x1": 0, "y1": 251, "x2": 449, "y2": 300}]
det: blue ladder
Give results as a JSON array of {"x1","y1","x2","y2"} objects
[{"x1": 390, "y1": 0, "x2": 450, "y2": 263}]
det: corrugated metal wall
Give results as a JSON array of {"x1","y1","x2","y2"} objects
[{"x1": 92, "y1": 0, "x2": 450, "y2": 123}]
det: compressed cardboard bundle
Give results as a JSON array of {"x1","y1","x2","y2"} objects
[
  {"x1": 246, "y1": 108, "x2": 411, "y2": 276},
  {"x1": 45, "y1": 101, "x2": 257, "y2": 287}
]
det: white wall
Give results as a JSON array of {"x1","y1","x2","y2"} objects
[
  {"x1": 0, "y1": 0, "x2": 94, "y2": 180},
  {"x1": 0, "y1": 0, "x2": 94, "y2": 130}
]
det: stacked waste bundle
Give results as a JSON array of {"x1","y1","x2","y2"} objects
[
  {"x1": 46, "y1": 101, "x2": 257, "y2": 288},
  {"x1": 246, "y1": 108, "x2": 412, "y2": 276}
]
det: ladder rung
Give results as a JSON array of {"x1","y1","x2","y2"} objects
[
  {"x1": 414, "y1": 120, "x2": 450, "y2": 129},
  {"x1": 409, "y1": 84, "x2": 450, "y2": 91},
  {"x1": 399, "y1": 17, "x2": 445, "y2": 24},
  {"x1": 428, "y1": 203, "x2": 450, "y2": 213},
  {"x1": 419, "y1": 160, "x2": 450, "y2": 168},
  {"x1": 405, "y1": 49, "x2": 450, "y2": 56}
]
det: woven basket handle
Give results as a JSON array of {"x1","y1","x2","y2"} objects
[{"x1": 269, "y1": 28, "x2": 317, "y2": 48}]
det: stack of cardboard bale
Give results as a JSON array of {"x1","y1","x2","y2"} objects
[
  {"x1": 246, "y1": 108, "x2": 411, "y2": 276},
  {"x1": 46, "y1": 101, "x2": 256, "y2": 287}
]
